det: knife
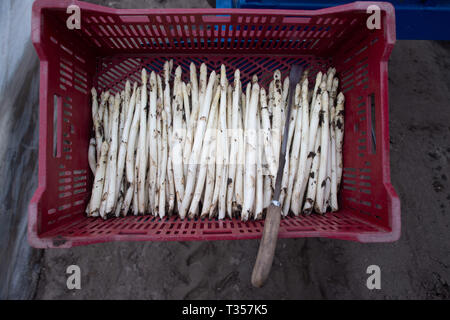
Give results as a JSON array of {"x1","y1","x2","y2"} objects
[{"x1": 251, "y1": 65, "x2": 303, "y2": 288}]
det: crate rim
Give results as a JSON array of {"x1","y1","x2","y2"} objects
[{"x1": 31, "y1": 0, "x2": 396, "y2": 50}]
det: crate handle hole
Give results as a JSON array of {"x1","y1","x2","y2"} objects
[
  {"x1": 368, "y1": 93, "x2": 376, "y2": 154},
  {"x1": 119, "y1": 15, "x2": 149, "y2": 23},
  {"x1": 202, "y1": 15, "x2": 231, "y2": 23},
  {"x1": 282, "y1": 16, "x2": 311, "y2": 24},
  {"x1": 53, "y1": 95, "x2": 62, "y2": 158}
]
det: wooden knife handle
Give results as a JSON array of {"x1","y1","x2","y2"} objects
[{"x1": 251, "y1": 203, "x2": 281, "y2": 288}]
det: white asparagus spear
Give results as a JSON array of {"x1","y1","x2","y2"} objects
[
  {"x1": 263, "y1": 176, "x2": 272, "y2": 210},
  {"x1": 105, "y1": 93, "x2": 121, "y2": 215},
  {"x1": 242, "y1": 81, "x2": 260, "y2": 221},
  {"x1": 308, "y1": 89, "x2": 313, "y2": 105},
  {"x1": 159, "y1": 106, "x2": 168, "y2": 219},
  {"x1": 132, "y1": 123, "x2": 140, "y2": 216},
  {"x1": 126, "y1": 88, "x2": 141, "y2": 184},
  {"x1": 281, "y1": 76, "x2": 289, "y2": 131},
  {"x1": 272, "y1": 70, "x2": 283, "y2": 174},
  {"x1": 254, "y1": 106, "x2": 264, "y2": 220},
  {"x1": 154, "y1": 112, "x2": 161, "y2": 215},
  {"x1": 182, "y1": 82, "x2": 191, "y2": 151},
  {"x1": 189, "y1": 86, "x2": 220, "y2": 218},
  {"x1": 218, "y1": 65, "x2": 229, "y2": 220},
  {"x1": 109, "y1": 94, "x2": 115, "y2": 139},
  {"x1": 235, "y1": 83, "x2": 250, "y2": 217},
  {"x1": 95, "y1": 91, "x2": 109, "y2": 160},
  {"x1": 88, "y1": 138, "x2": 97, "y2": 175},
  {"x1": 162, "y1": 63, "x2": 175, "y2": 215},
  {"x1": 226, "y1": 70, "x2": 240, "y2": 217},
  {"x1": 260, "y1": 88, "x2": 276, "y2": 209},
  {"x1": 290, "y1": 75, "x2": 323, "y2": 215},
  {"x1": 330, "y1": 132, "x2": 338, "y2": 212},
  {"x1": 181, "y1": 85, "x2": 188, "y2": 183},
  {"x1": 219, "y1": 119, "x2": 231, "y2": 217},
  {"x1": 99, "y1": 97, "x2": 113, "y2": 218},
  {"x1": 283, "y1": 83, "x2": 304, "y2": 215},
  {"x1": 86, "y1": 198, "x2": 93, "y2": 217},
  {"x1": 213, "y1": 73, "x2": 220, "y2": 104},
  {"x1": 88, "y1": 141, "x2": 109, "y2": 216},
  {"x1": 183, "y1": 63, "x2": 199, "y2": 178},
  {"x1": 154, "y1": 142, "x2": 161, "y2": 215},
  {"x1": 103, "y1": 96, "x2": 111, "y2": 143},
  {"x1": 240, "y1": 84, "x2": 245, "y2": 120},
  {"x1": 145, "y1": 112, "x2": 151, "y2": 213},
  {"x1": 329, "y1": 78, "x2": 339, "y2": 119},
  {"x1": 315, "y1": 91, "x2": 329, "y2": 214},
  {"x1": 279, "y1": 155, "x2": 290, "y2": 208},
  {"x1": 202, "y1": 113, "x2": 218, "y2": 219},
  {"x1": 251, "y1": 74, "x2": 258, "y2": 88},
  {"x1": 167, "y1": 139, "x2": 175, "y2": 215},
  {"x1": 145, "y1": 161, "x2": 151, "y2": 214},
  {"x1": 159, "y1": 107, "x2": 168, "y2": 218},
  {"x1": 335, "y1": 92, "x2": 345, "y2": 190},
  {"x1": 245, "y1": 83, "x2": 251, "y2": 128},
  {"x1": 124, "y1": 80, "x2": 131, "y2": 123},
  {"x1": 323, "y1": 137, "x2": 332, "y2": 212},
  {"x1": 241, "y1": 92, "x2": 246, "y2": 129},
  {"x1": 303, "y1": 128, "x2": 321, "y2": 214},
  {"x1": 172, "y1": 66, "x2": 185, "y2": 207},
  {"x1": 268, "y1": 78, "x2": 277, "y2": 194},
  {"x1": 90, "y1": 88, "x2": 99, "y2": 147},
  {"x1": 114, "y1": 183, "x2": 124, "y2": 217},
  {"x1": 326, "y1": 68, "x2": 336, "y2": 92},
  {"x1": 309, "y1": 72, "x2": 323, "y2": 124},
  {"x1": 163, "y1": 61, "x2": 173, "y2": 134},
  {"x1": 268, "y1": 80, "x2": 274, "y2": 118},
  {"x1": 329, "y1": 78, "x2": 340, "y2": 211},
  {"x1": 234, "y1": 92, "x2": 245, "y2": 214},
  {"x1": 133, "y1": 144, "x2": 139, "y2": 215},
  {"x1": 119, "y1": 91, "x2": 125, "y2": 144},
  {"x1": 169, "y1": 59, "x2": 173, "y2": 75},
  {"x1": 147, "y1": 72, "x2": 158, "y2": 214},
  {"x1": 227, "y1": 85, "x2": 233, "y2": 147},
  {"x1": 279, "y1": 82, "x2": 300, "y2": 208},
  {"x1": 222, "y1": 84, "x2": 236, "y2": 218},
  {"x1": 260, "y1": 88, "x2": 276, "y2": 176},
  {"x1": 321, "y1": 73, "x2": 328, "y2": 95},
  {"x1": 121, "y1": 184, "x2": 133, "y2": 217},
  {"x1": 90, "y1": 88, "x2": 98, "y2": 117},
  {"x1": 300, "y1": 68, "x2": 309, "y2": 85},
  {"x1": 210, "y1": 112, "x2": 224, "y2": 216},
  {"x1": 99, "y1": 165, "x2": 110, "y2": 216},
  {"x1": 137, "y1": 69, "x2": 148, "y2": 214},
  {"x1": 155, "y1": 74, "x2": 163, "y2": 215},
  {"x1": 288, "y1": 79, "x2": 310, "y2": 215},
  {"x1": 180, "y1": 67, "x2": 216, "y2": 219},
  {"x1": 116, "y1": 83, "x2": 138, "y2": 204},
  {"x1": 166, "y1": 132, "x2": 176, "y2": 214},
  {"x1": 198, "y1": 63, "x2": 207, "y2": 113},
  {"x1": 227, "y1": 85, "x2": 233, "y2": 156}
]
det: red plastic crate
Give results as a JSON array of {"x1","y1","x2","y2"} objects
[{"x1": 29, "y1": 0, "x2": 400, "y2": 248}]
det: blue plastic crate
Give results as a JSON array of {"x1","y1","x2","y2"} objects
[{"x1": 216, "y1": 0, "x2": 450, "y2": 40}]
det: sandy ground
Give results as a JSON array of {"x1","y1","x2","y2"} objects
[
  {"x1": 0, "y1": 0, "x2": 449, "y2": 300},
  {"x1": 35, "y1": 39, "x2": 450, "y2": 299}
]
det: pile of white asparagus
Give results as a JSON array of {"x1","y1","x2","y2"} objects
[{"x1": 86, "y1": 61, "x2": 345, "y2": 220}]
